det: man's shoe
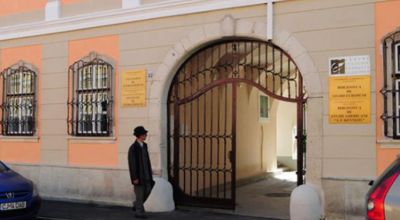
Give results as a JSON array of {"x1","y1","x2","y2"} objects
[
  {"x1": 135, "y1": 213, "x2": 147, "y2": 219},
  {"x1": 131, "y1": 206, "x2": 136, "y2": 211}
]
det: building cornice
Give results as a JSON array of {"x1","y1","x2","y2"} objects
[{"x1": 0, "y1": 0, "x2": 284, "y2": 41}]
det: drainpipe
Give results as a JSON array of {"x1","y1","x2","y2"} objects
[{"x1": 267, "y1": 0, "x2": 274, "y2": 41}]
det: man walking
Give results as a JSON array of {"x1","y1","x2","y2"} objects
[{"x1": 128, "y1": 126, "x2": 155, "y2": 218}]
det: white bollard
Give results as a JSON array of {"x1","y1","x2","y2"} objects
[
  {"x1": 290, "y1": 184, "x2": 324, "y2": 220},
  {"x1": 144, "y1": 177, "x2": 175, "y2": 212}
]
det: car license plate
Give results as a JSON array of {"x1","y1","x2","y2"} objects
[{"x1": 0, "y1": 201, "x2": 27, "y2": 211}]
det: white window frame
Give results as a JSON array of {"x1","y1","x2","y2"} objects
[{"x1": 76, "y1": 65, "x2": 110, "y2": 135}]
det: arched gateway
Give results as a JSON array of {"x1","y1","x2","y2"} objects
[{"x1": 167, "y1": 39, "x2": 307, "y2": 209}]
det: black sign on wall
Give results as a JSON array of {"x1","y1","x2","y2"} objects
[{"x1": 330, "y1": 59, "x2": 345, "y2": 75}]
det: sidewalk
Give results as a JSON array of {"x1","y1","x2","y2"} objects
[{"x1": 37, "y1": 200, "x2": 280, "y2": 220}]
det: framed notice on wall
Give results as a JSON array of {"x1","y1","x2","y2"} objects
[
  {"x1": 121, "y1": 70, "x2": 147, "y2": 107},
  {"x1": 328, "y1": 55, "x2": 371, "y2": 124}
]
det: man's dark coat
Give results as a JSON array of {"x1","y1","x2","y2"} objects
[{"x1": 128, "y1": 141, "x2": 155, "y2": 186}]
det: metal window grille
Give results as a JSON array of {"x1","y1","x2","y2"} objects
[
  {"x1": 1, "y1": 64, "x2": 36, "y2": 136},
  {"x1": 382, "y1": 31, "x2": 400, "y2": 139},
  {"x1": 67, "y1": 54, "x2": 113, "y2": 136}
]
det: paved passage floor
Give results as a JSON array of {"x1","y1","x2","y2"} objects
[
  {"x1": 235, "y1": 172, "x2": 296, "y2": 219},
  {"x1": 210, "y1": 171, "x2": 296, "y2": 220}
]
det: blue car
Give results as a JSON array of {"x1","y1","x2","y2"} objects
[{"x1": 0, "y1": 161, "x2": 41, "y2": 219}]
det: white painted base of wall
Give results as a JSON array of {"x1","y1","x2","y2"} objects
[
  {"x1": 9, "y1": 164, "x2": 175, "y2": 212},
  {"x1": 322, "y1": 178, "x2": 370, "y2": 218}
]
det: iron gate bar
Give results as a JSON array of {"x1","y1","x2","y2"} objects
[
  {"x1": 176, "y1": 78, "x2": 301, "y2": 105},
  {"x1": 302, "y1": 98, "x2": 308, "y2": 184},
  {"x1": 182, "y1": 65, "x2": 186, "y2": 194},
  {"x1": 392, "y1": 41, "x2": 397, "y2": 139},
  {"x1": 202, "y1": 81, "x2": 206, "y2": 197},
  {"x1": 173, "y1": 77, "x2": 180, "y2": 191},
  {"x1": 297, "y1": 72, "x2": 305, "y2": 185},
  {"x1": 194, "y1": 57, "x2": 199, "y2": 196},
  {"x1": 231, "y1": 81, "x2": 237, "y2": 208},
  {"x1": 382, "y1": 40, "x2": 389, "y2": 137},
  {"x1": 223, "y1": 83, "x2": 228, "y2": 199},
  {"x1": 209, "y1": 85, "x2": 213, "y2": 198},
  {"x1": 167, "y1": 39, "x2": 306, "y2": 209}
]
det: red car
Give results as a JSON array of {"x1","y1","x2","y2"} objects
[{"x1": 366, "y1": 156, "x2": 400, "y2": 220}]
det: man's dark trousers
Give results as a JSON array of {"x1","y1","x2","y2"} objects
[{"x1": 134, "y1": 182, "x2": 152, "y2": 215}]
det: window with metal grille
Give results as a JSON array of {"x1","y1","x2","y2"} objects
[
  {"x1": 382, "y1": 31, "x2": 400, "y2": 139},
  {"x1": 67, "y1": 53, "x2": 113, "y2": 136},
  {"x1": 1, "y1": 63, "x2": 36, "y2": 136}
]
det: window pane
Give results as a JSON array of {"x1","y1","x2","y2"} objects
[
  {"x1": 97, "y1": 65, "x2": 102, "y2": 89},
  {"x1": 103, "y1": 65, "x2": 108, "y2": 88},
  {"x1": 78, "y1": 67, "x2": 83, "y2": 90},
  {"x1": 101, "y1": 92, "x2": 108, "y2": 134},
  {"x1": 72, "y1": 61, "x2": 112, "y2": 136},
  {"x1": 78, "y1": 94, "x2": 83, "y2": 133}
]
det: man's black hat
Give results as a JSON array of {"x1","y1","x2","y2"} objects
[{"x1": 133, "y1": 126, "x2": 148, "y2": 137}]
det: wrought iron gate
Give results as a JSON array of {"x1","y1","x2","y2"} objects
[{"x1": 167, "y1": 39, "x2": 307, "y2": 209}]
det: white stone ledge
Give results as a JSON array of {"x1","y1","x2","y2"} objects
[
  {"x1": 8, "y1": 162, "x2": 162, "y2": 174},
  {"x1": 322, "y1": 176, "x2": 374, "y2": 181},
  {"x1": 67, "y1": 136, "x2": 117, "y2": 144},
  {"x1": 0, "y1": 136, "x2": 40, "y2": 142},
  {"x1": 377, "y1": 139, "x2": 400, "y2": 148}
]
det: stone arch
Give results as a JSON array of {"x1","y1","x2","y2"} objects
[{"x1": 149, "y1": 15, "x2": 322, "y2": 179}]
